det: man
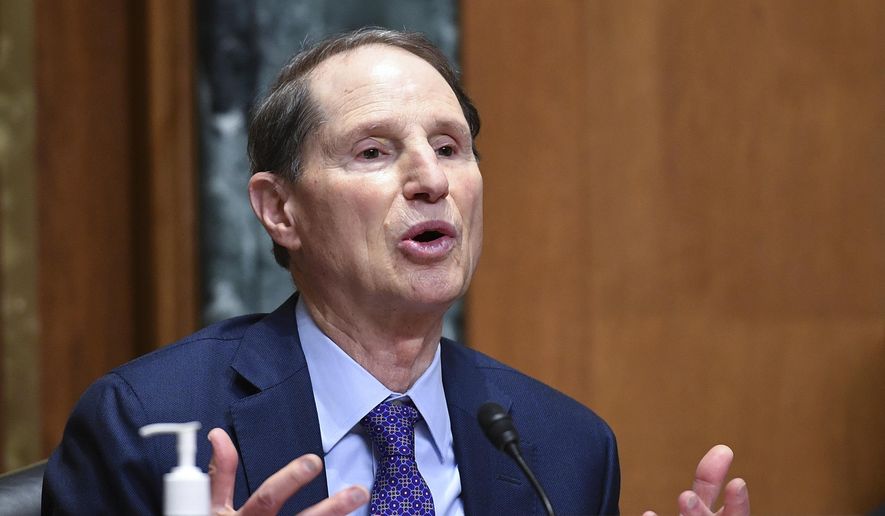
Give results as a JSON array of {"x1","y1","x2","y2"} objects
[{"x1": 43, "y1": 28, "x2": 748, "y2": 515}]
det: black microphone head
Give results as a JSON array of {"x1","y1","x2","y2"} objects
[{"x1": 477, "y1": 402, "x2": 520, "y2": 451}]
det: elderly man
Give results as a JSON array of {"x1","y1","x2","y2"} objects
[{"x1": 43, "y1": 29, "x2": 748, "y2": 516}]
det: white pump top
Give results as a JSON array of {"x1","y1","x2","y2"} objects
[{"x1": 140, "y1": 422, "x2": 210, "y2": 516}]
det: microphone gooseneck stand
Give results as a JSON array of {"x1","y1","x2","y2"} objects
[{"x1": 477, "y1": 402, "x2": 556, "y2": 516}]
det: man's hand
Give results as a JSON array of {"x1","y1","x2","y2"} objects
[
  {"x1": 643, "y1": 444, "x2": 750, "y2": 516},
  {"x1": 207, "y1": 428, "x2": 369, "y2": 515}
]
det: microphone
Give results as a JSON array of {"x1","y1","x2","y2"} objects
[{"x1": 477, "y1": 402, "x2": 555, "y2": 516}]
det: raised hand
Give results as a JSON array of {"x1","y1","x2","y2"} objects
[
  {"x1": 207, "y1": 428, "x2": 369, "y2": 515},
  {"x1": 643, "y1": 444, "x2": 750, "y2": 516}
]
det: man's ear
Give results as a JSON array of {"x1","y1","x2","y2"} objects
[{"x1": 248, "y1": 172, "x2": 301, "y2": 251}]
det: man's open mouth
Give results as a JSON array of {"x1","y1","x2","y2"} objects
[
  {"x1": 412, "y1": 230, "x2": 446, "y2": 243},
  {"x1": 398, "y1": 221, "x2": 457, "y2": 261},
  {"x1": 401, "y1": 221, "x2": 456, "y2": 243}
]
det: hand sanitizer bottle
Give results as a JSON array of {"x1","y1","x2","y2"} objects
[{"x1": 140, "y1": 422, "x2": 210, "y2": 516}]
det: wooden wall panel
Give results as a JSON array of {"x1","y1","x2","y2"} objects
[
  {"x1": 463, "y1": 1, "x2": 885, "y2": 513},
  {"x1": 37, "y1": 0, "x2": 140, "y2": 455},
  {"x1": 35, "y1": 0, "x2": 198, "y2": 456},
  {"x1": 142, "y1": 0, "x2": 199, "y2": 349}
]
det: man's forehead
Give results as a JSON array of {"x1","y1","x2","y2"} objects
[
  {"x1": 307, "y1": 44, "x2": 454, "y2": 104},
  {"x1": 305, "y1": 44, "x2": 465, "y2": 138}
]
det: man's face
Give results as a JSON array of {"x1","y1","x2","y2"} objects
[{"x1": 288, "y1": 44, "x2": 483, "y2": 315}]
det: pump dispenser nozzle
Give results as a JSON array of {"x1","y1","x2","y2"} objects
[{"x1": 140, "y1": 422, "x2": 209, "y2": 516}]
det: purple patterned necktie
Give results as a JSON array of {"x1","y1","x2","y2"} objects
[{"x1": 360, "y1": 400, "x2": 436, "y2": 515}]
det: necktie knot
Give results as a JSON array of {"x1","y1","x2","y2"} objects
[{"x1": 360, "y1": 401, "x2": 421, "y2": 458}]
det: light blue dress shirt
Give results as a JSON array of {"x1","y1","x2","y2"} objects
[{"x1": 296, "y1": 297, "x2": 465, "y2": 516}]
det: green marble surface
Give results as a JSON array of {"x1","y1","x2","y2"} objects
[{"x1": 0, "y1": 0, "x2": 40, "y2": 471}]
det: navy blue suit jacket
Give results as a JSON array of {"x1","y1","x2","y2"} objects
[{"x1": 43, "y1": 295, "x2": 620, "y2": 515}]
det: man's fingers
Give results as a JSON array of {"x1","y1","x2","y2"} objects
[
  {"x1": 205, "y1": 445, "x2": 363, "y2": 516},
  {"x1": 678, "y1": 490, "x2": 713, "y2": 516},
  {"x1": 297, "y1": 486, "x2": 370, "y2": 516},
  {"x1": 208, "y1": 428, "x2": 239, "y2": 513},
  {"x1": 238, "y1": 454, "x2": 324, "y2": 516},
  {"x1": 648, "y1": 446, "x2": 747, "y2": 516},
  {"x1": 692, "y1": 444, "x2": 734, "y2": 508},
  {"x1": 722, "y1": 478, "x2": 750, "y2": 516}
]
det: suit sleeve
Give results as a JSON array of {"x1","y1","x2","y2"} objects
[
  {"x1": 597, "y1": 425, "x2": 621, "y2": 515},
  {"x1": 42, "y1": 372, "x2": 163, "y2": 515}
]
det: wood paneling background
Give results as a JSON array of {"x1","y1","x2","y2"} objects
[
  {"x1": 463, "y1": 1, "x2": 884, "y2": 514},
  {"x1": 6, "y1": 2, "x2": 883, "y2": 513},
  {"x1": 37, "y1": 0, "x2": 140, "y2": 454},
  {"x1": 34, "y1": 0, "x2": 198, "y2": 459}
]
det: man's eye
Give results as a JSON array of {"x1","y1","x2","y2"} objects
[
  {"x1": 437, "y1": 145, "x2": 454, "y2": 157},
  {"x1": 360, "y1": 148, "x2": 381, "y2": 160}
]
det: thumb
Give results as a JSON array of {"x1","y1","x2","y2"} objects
[{"x1": 208, "y1": 428, "x2": 239, "y2": 513}]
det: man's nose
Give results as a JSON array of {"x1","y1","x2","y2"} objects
[{"x1": 402, "y1": 146, "x2": 449, "y2": 203}]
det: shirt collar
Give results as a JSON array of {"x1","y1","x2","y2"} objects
[{"x1": 296, "y1": 296, "x2": 451, "y2": 462}]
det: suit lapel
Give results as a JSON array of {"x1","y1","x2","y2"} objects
[
  {"x1": 228, "y1": 294, "x2": 329, "y2": 513},
  {"x1": 441, "y1": 341, "x2": 539, "y2": 516}
]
